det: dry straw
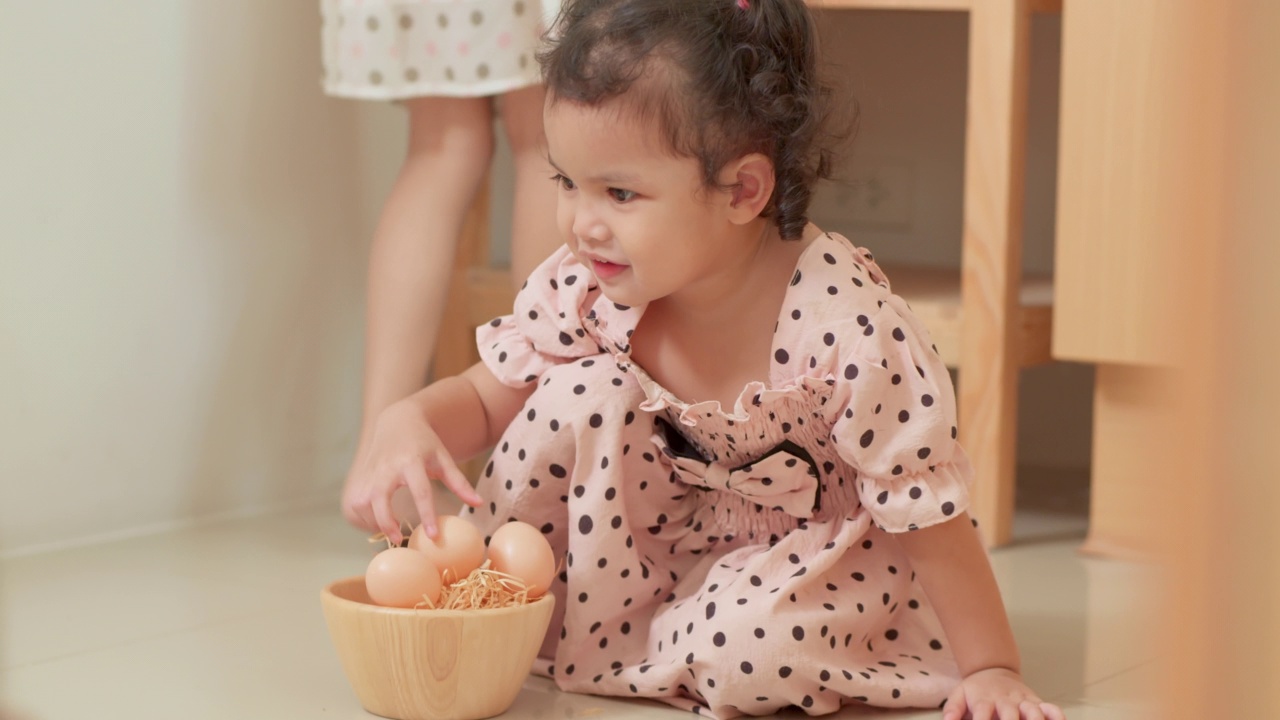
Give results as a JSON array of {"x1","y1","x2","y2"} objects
[{"x1": 426, "y1": 562, "x2": 533, "y2": 610}]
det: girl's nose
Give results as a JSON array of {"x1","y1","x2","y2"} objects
[{"x1": 571, "y1": 205, "x2": 608, "y2": 245}]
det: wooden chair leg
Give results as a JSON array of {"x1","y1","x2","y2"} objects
[{"x1": 959, "y1": 0, "x2": 1032, "y2": 548}]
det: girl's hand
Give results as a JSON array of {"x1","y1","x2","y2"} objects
[
  {"x1": 341, "y1": 399, "x2": 483, "y2": 545},
  {"x1": 941, "y1": 667, "x2": 1066, "y2": 720}
]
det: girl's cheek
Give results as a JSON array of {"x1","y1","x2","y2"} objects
[{"x1": 557, "y1": 206, "x2": 575, "y2": 243}]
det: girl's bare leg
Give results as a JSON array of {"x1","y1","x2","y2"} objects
[
  {"x1": 343, "y1": 96, "x2": 494, "y2": 532},
  {"x1": 500, "y1": 84, "x2": 563, "y2": 285}
]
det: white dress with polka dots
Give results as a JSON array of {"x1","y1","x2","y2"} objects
[
  {"x1": 320, "y1": 0, "x2": 558, "y2": 99},
  {"x1": 467, "y1": 233, "x2": 976, "y2": 719}
]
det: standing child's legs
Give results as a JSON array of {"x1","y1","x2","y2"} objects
[
  {"x1": 500, "y1": 84, "x2": 563, "y2": 285},
  {"x1": 343, "y1": 97, "x2": 495, "y2": 530}
]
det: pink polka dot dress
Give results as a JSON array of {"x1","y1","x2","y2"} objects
[
  {"x1": 320, "y1": 0, "x2": 559, "y2": 99},
  {"x1": 466, "y1": 233, "x2": 976, "y2": 719}
]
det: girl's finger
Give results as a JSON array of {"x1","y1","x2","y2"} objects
[
  {"x1": 402, "y1": 462, "x2": 438, "y2": 538},
  {"x1": 942, "y1": 687, "x2": 967, "y2": 720},
  {"x1": 371, "y1": 481, "x2": 403, "y2": 546},
  {"x1": 348, "y1": 490, "x2": 380, "y2": 535},
  {"x1": 353, "y1": 505, "x2": 379, "y2": 535},
  {"x1": 1019, "y1": 700, "x2": 1046, "y2": 720},
  {"x1": 1040, "y1": 702, "x2": 1067, "y2": 720},
  {"x1": 341, "y1": 498, "x2": 369, "y2": 532},
  {"x1": 432, "y1": 448, "x2": 483, "y2": 508},
  {"x1": 970, "y1": 701, "x2": 996, "y2": 720},
  {"x1": 994, "y1": 700, "x2": 1020, "y2": 720}
]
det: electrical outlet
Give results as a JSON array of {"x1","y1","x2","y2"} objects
[{"x1": 823, "y1": 159, "x2": 914, "y2": 230}]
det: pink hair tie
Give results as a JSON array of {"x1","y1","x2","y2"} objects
[{"x1": 737, "y1": 0, "x2": 748, "y2": 9}]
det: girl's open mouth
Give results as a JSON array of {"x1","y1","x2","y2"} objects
[{"x1": 592, "y1": 259, "x2": 628, "y2": 280}]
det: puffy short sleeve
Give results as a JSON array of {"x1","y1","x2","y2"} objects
[
  {"x1": 477, "y1": 246, "x2": 605, "y2": 388},
  {"x1": 829, "y1": 296, "x2": 974, "y2": 533}
]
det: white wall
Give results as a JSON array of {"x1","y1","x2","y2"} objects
[{"x1": 0, "y1": 1, "x2": 408, "y2": 554}]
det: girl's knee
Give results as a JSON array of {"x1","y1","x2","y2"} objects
[
  {"x1": 499, "y1": 84, "x2": 548, "y2": 152},
  {"x1": 405, "y1": 96, "x2": 496, "y2": 163},
  {"x1": 499, "y1": 357, "x2": 648, "y2": 463},
  {"x1": 477, "y1": 357, "x2": 643, "y2": 518}
]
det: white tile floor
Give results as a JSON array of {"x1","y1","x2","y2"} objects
[{"x1": 0, "y1": 473, "x2": 1159, "y2": 720}]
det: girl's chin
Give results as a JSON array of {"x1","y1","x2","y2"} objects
[{"x1": 593, "y1": 284, "x2": 644, "y2": 310}]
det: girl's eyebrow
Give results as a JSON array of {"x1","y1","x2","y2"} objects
[{"x1": 547, "y1": 154, "x2": 640, "y2": 186}]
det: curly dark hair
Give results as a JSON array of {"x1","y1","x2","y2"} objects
[{"x1": 539, "y1": 0, "x2": 849, "y2": 241}]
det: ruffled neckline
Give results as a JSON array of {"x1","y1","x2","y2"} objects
[{"x1": 628, "y1": 364, "x2": 837, "y2": 426}]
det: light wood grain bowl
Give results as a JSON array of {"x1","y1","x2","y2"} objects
[{"x1": 321, "y1": 576, "x2": 555, "y2": 720}]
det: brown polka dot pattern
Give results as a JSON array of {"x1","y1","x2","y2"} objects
[{"x1": 466, "y1": 235, "x2": 974, "y2": 718}]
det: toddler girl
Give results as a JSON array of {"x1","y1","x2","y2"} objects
[{"x1": 344, "y1": 0, "x2": 1066, "y2": 718}]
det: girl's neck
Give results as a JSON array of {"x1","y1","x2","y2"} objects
[
  {"x1": 628, "y1": 223, "x2": 821, "y2": 408},
  {"x1": 648, "y1": 222, "x2": 816, "y2": 331}
]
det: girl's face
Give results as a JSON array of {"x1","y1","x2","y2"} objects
[{"x1": 544, "y1": 98, "x2": 744, "y2": 310}]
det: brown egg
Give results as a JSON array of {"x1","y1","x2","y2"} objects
[
  {"x1": 486, "y1": 521, "x2": 556, "y2": 598},
  {"x1": 364, "y1": 547, "x2": 442, "y2": 608},
  {"x1": 408, "y1": 515, "x2": 486, "y2": 583}
]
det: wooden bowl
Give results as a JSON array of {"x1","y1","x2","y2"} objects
[{"x1": 320, "y1": 576, "x2": 555, "y2": 720}]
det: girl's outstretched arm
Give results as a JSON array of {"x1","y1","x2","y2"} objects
[
  {"x1": 894, "y1": 513, "x2": 1066, "y2": 720},
  {"x1": 342, "y1": 362, "x2": 533, "y2": 545}
]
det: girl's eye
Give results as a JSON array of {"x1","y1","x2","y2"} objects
[
  {"x1": 608, "y1": 188, "x2": 636, "y2": 203},
  {"x1": 551, "y1": 173, "x2": 576, "y2": 191}
]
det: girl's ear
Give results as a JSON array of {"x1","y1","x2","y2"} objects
[{"x1": 723, "y1": 153, "x2": 776, "y2": 224}]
